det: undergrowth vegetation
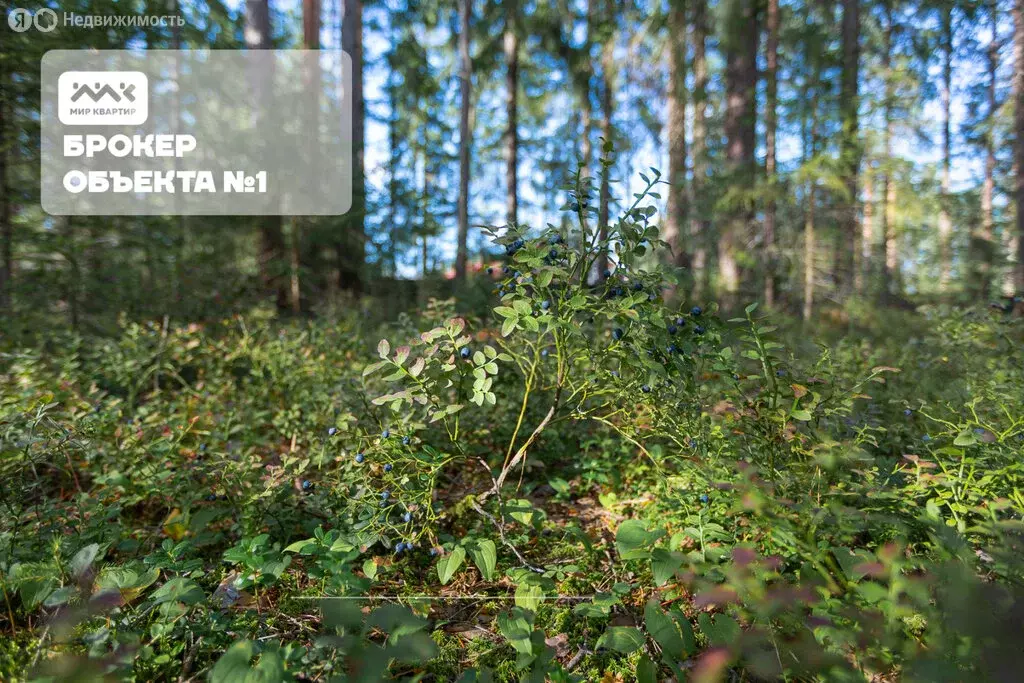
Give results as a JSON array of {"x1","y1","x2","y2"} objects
[{"x1": 2, "y1": 169, "x2": 1024, "y2": 681}]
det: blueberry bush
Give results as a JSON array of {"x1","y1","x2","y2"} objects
[{"x1": 2, "y1": 168, "x2": 1023, "y2": 681}]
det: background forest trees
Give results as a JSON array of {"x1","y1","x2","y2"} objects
[{"x1": 1, "y1": 0, "x2": 1023, "y2": 332}]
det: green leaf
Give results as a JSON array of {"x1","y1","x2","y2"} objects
[
  {"x1": 512, "y1": 299, "x2": 532, "y2": 316},
  {"x1": 697, "y1": 613, "x2": 741, "y2": 647},
  {"x1": 470, "y1": 539, "x2": 497, "y2": 580},
  {"x1": 283, "y1": 539, "x2": 316, "y2": 554},
  {"x1": 363, "y1": 558, "x2": 378, "y2": 580},
  {"x1": 616, "y1": 520, "x2": 663, "y2": 560},
  {"x1": 597, "y1": 626, "x2": 645, "y2": 654},
  {"x1": 497, "y1": 610, "x2": 534, "y2": 655},
  {"x1": 636, "y1": 655, "x2": 658, "y2": 683},
  {"x1": 651, "y1": 548, "x2": 684, "y2": 586},
  {"x1": 151, "y1": 577, "x2": 204, "y2": 605},
  {"x1": 791, "y1": 409, "x2": 813, "y2": 421},
  {"x1": 514, "y1": 581, "x2": 546, "y2": 611},
  {"x1": 494, "y1": 306, "x2": 518, "y2": 319},
  {"x1": 644, "y1": 600, "x2": 694, "y2": 657},
  {"x1": 377, "y1": 339, "x2": 391, "y2": 358},
  {"x1": 70, "y1": 543, "x2": 100, "y2": 579},
  {"x1": 954, "y1": 430, "x2": 977, "y2": 446},
  {"x1": 437, "y1": 546, "x2": 466, "y2": 585},
  {"x1": 501, "y1": 317, "x2": 518, "y2": 337}
]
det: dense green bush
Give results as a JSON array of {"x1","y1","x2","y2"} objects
[{"x1": 2, "y1": 169, "x2": 1023, "y2": 681}]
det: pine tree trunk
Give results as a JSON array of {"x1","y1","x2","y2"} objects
[
  {"x1": 1014, "y1": 0, "x2": 1024, "y2": 292},
  {"x1": 455, "y1": 0, "x2": 473, "y2": 281},
  {"x1": 984, "y1": 0, "x2": 997, "y2": 296},
  {"x1": 0, "y1": 57, "x2": 11, "y2": 313},
  {"x1": 880, "y1": 1, "x2": 897, "y2": 299},
  {"x1": 720, "y1": 0, "x2": 758, "y2": 301},
  {"x1": 690, "y1": 0, "x2": 709, "y2": 297},
  {"x1": 838, "y1": 0, "x2": 860, "y2": 296},
  {"x1": 596, "y1": 14, "x2": 614, "y2": 280},
  {"x1": 938, "y1": 8, "x2": 953, "y2": 292},
  {"x1": 504, "y1": 0, "x2": 519, "y2": 227},
  {"x1": 859, "y1": 166, "x2": 874, "y2": 292},
  {"x1": 340, "y1": 0, "x2": 365, "y2": 294},
  {"x1": 665, "y1": 0, "x2": 689, "y2": 272},
  {"x1": 246, "y1": 0, "x2": 290, "y2": 311},
  {"x1": 764, "y1": 0, "x2": 779, "y2": 306}
]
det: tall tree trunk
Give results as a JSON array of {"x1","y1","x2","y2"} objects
[
  {"x1": 665, "y1": 0, "x2": 689, "y2": 272},
  {"x1": 246, "y1": 0, "x2": 290, "y2": 311},
  {"x1": 802, "y1": 24, "x2": 821, "y2": 321},
  {"x1": 881, "y1": 1, "x2": 898, "y2": 299},
  {"x1": 720, "y1": 0, "x2": 758, "y2": 301},
  {"x1": 763, "y1": 0, "x2": 778, "y2": 306},
  {"x1": 690, "y1": 0, "x2": 709, "y2": 296},
  {"x1": 340, "y1": 0, "x2": 365, "y2": 294},
  {"x1": 1015, "y1": 0, "x2": 1024, "y2": 292},
  {"x1": 596, "y1": 11, "x2": 614, "y2": 280},
  {"x1": 938, "y1": 7, "x2": 953, "y2": 292},
  {"x1": 0, "y1": 57, "x2": 11, "y2": 313},
  {"x1": 504, "y1": 0, "x2": 519, "y2": 227},
  {"x1": 838, "y1": 0, "x2": 860, "y2": 296},
  {"x1": 455, "y1": 0, "x2": 473, "y2": 281},
  {"x1": 859, "y1": 165, "x2": 874, "y2": 292}
]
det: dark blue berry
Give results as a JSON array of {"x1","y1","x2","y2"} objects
[
  {"x1": 430, "y1": 548, "x2": 438, "y2": 556},
  {"x1": 668, "y1": 344, "x2": 678, "y2": 354},
  {"x1": 487, "y1": 267, "x2": 493, "y2": 275},
  {"x1": 541, "y1": 300, "x2": 551, "y2": 310},
  {"x1": 384, "y1": 463, "x2": 393, "y2": 472},
  {"x1": 694, "y1": 325, "x2": 705, "y2": 335},
  {"x1": 460, "y1": 347, "x2": 471, "y2": 359},
  {"x1": 602, "y1": 269, "x2": 611, "y2": 279},
  {"x1": 541, "y1": 349, "x2": 549, "y2": 357},
  {"x1": 903, "y1": 409, "x2": 912, "y2": 417},
  {"x1": 775, "y1": 369, "x2": 785, "y2": 377},
  {"x1": 355, "y1": 453, "x2": 365, "y2": 463},
  {"x1": 206, "y1": 494, "x2": 217, "y2": 502},
  {"x1": 403, "y1": 511, "x2": 412, "y2": 523},
  {"x1": 668, "y1": 325, "x2": 678, "y2": 335},
  {"x1": 675, "y1": 317, "x2": 686, "y2": 326},
  {"x1": 549, "y1": 249, "x2": 558, "y2": 259},
  {"x1": 612, "y1": 328, "x2": 624, "y2": 341},
  {"x1": 402, "y1": 436, "x2": 411, "y2": 446},
  {"x1": 691, "y1": 306, "x2": 702, "y2": 316},
  {"x1": 633, "y1": 282, "x2": 643, "y2": 291},
  {"x1": 302, "y1": 480, "x2": 312, "y2": 491},
  {"x1": 381, "y1": 490, "x2": 390, "y2": 501},
  {"x1": 514, "y1": 238, "x2": 525, "y2": 249},
  {"x1": 610, "y1": 370, "x2": 619, "y2": 378},
  {"x1": 700, "y1": 494, "x2": 709, "y2": 503},
  {"x1": 395, "y1": 542, "x2": 405, "y2": 553},
  {"x1": 328, "y1": 427, "x2": 337, "y2": 437},
  {"x1": 641, "y1": 385, "x2": 651, "y2": 393},
  {"x1": 549, "y1": 234, "x2": 562, "y2": 245},
  {"x1": 503, "y1": 266, "x2": 511, "y2": 275}
]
